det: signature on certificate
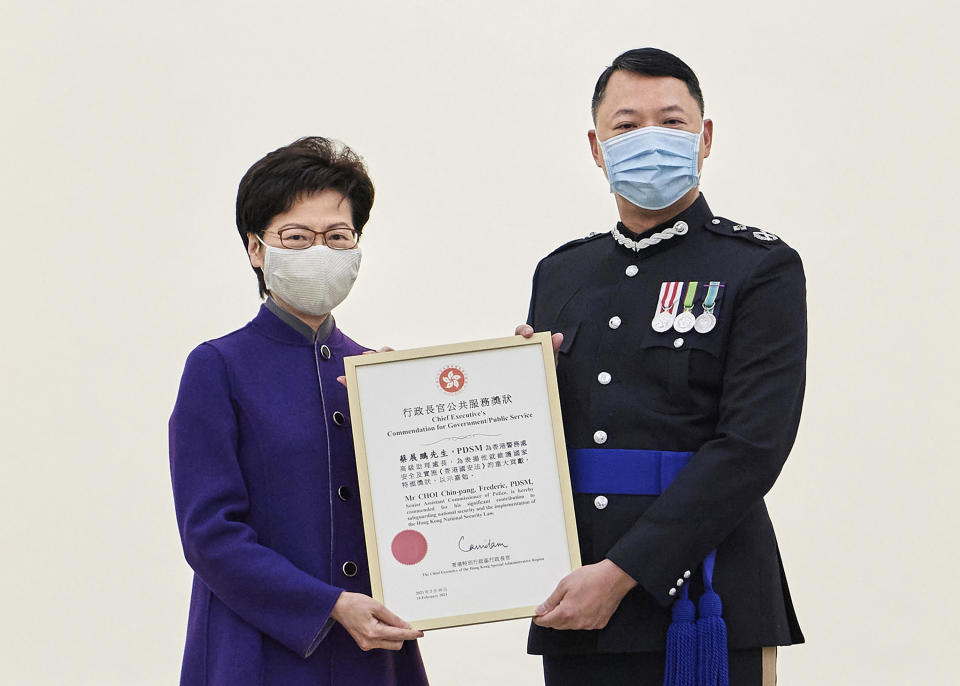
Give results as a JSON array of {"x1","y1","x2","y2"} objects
[{"x1": 458, "y1": 536, "x2": 510, "y2": 553}]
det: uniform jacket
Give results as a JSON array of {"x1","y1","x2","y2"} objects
[
  {"x1": 526, "y1": 195, "x2": 806, "y2": 654},
  {"x1": 169, "y1": 304, "x2": 428, "y2": 686}
]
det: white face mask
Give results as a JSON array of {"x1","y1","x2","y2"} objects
[{"x1": 257, "y1": 237, "x2": 361, "y2": 316}]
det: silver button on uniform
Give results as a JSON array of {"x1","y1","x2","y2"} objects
[
  {"x1": 342, "y1": 561, "x2": 358, "y2": 577},
  {"x1": 669, "y1": 588, "x2": 677, "y2": 597},
  {"x1": 674, "y1": 338, "x2": 684, "y2": 348},
  {"x1": 593, "y1": 495, "x2": 608, "y2": 510},
  {"x1": 597, "y1": 372, "x2": 612, "y2": 385},
  {"x1": 676, "y1": 578, "x2": 684, "y2": 587},
  {"x1": 625, "y1": 265, "x2": 639, "y2": 277},
  {"x1": 609, "y1": 316, "x2": 622, "y2": 329},
  {"x1": 593, "y1": 430, "x2": 607, "y2": 445},
  {"x1": 684, "y1": 570, "x2": 691, "y2": 579},
  {"x1": 319, "y1": 344, "x2": 332, "y2": 360},
  {"x1": 711, "y1": 218, "x2": 721, "y2": 225},
  {"x1": 332, "y1": 411, "x2": 345, "y2": 426}
]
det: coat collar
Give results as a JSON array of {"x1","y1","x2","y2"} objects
[
  {"x1": 249, "y1": 302, "x2": 343, "y2": 348},
  {"x1": 614, "y1": 194, "x2": 713, "y2": 243},
  {"x1": 263, "y1": 297, "x2": 335, "y2": 344}
]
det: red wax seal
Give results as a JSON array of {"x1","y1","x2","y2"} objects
[
  {"x1": 391, "y1": 529, "x2": 428, "y2": 565},
  {"x1": 437, "y1": 366, "x2": 465, "y2": 393}
]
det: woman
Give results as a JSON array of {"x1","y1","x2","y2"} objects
[{"x1": 169, "y1": 137, "x2": 429, "y2": 685}]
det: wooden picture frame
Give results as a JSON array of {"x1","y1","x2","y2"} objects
[{"x1": 344, "y1": 333, "x2": 580, "y2": 630}]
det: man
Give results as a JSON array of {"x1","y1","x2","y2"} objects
[{"x1": 516, "y1": 48, "x2": 805, "y2": 686}]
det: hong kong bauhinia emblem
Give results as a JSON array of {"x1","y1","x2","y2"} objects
[{"x1": 437, "y1": 365, "x2": 467, "y2": 394}]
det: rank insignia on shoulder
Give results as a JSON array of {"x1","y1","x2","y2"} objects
[{"x1": 707, "y1": 217, "x2": 782, "y2": 246}]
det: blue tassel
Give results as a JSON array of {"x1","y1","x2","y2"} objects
[
  {"x1": 695, "y1": 590, "x2": 729, "y2": 686},
  {"x1": 663, "y1": 589, "x2": 697, "y2": 686}
]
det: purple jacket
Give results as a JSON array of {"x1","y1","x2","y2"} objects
[{"x1": 169, "y1": 304, "x2": 428, "y2": 686}]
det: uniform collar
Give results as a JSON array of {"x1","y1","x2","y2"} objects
[
  {"x1": 613, "y1": 194, "x2": 713, "y2": 246},
  {"x1": 251, "y1": 299, "x2": 338, "y2": 346}
]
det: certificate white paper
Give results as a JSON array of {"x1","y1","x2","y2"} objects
[{"x1": 344, "y1": 333, "x2": 580, "y2": 630}]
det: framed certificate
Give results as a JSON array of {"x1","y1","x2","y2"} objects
[{"x1": 344, "y1": 333, "x2": 581, "y2": 630}]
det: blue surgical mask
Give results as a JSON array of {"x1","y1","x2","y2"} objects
[{"x1": 597, "y1": 125, "x2": 703, "y2": 210}]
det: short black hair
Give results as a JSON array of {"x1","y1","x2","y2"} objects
[
  {"x1": 236, "y1": 136, "x2": 375, "y2": 297},
  {"x1": 591, "y1": 48, "x2": 704, "y2": 121}
]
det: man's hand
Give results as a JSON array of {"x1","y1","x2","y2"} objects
[
  {"x1": 515, "y1": 324, "x2": 563, "y2": 362},
  {"x1": 331, "y1": 591, "x2": 424, "y2": 651},
  {"x1": 337, "y1": 347, "x2": 394, "y2": 386},
  {"x1": 533, "y1": 560, "x2": 637, "y2": 631}
]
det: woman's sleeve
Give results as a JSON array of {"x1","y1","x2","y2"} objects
[{"x1": 169, "y1": 343, "x2": 341, "y2": 657}]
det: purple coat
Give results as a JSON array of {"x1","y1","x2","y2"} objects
[{"x1": 169, "y1": 304, "x2": 428, "y2": 686}]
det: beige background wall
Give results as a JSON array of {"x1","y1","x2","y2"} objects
[{"x1": 1, "y1": 1, "x2": 956, "y2": 683}]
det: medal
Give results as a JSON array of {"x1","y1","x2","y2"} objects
[
  {"x1": 673, "y1": 281, "x2": 699, "y2": 333},
  {"x1": 653, "y1": 311, "x2": 675, "y2": 332},
  {"x1": 694, "y1": 312, "x2": 716, "y2": 333},
  {"x1": 694, "y1": 281, "x2": 722, "y2": 334},
  {"x1": 674, "y1": 311, "x2": 696, "y2": 333},
  {"x1": 651, "y1": 281, "x2": 683, "y2": 332}
]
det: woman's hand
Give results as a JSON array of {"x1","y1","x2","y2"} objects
[
  {"x1": 336, "y1": 347, "x2": 393, "y2": 386},
  {"x1": 331, "y1": 591, "x2": 423, "y2": 651}
]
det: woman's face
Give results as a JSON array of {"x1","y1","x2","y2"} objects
[{"x1": 246, "y1": 188, "x2": 355, "y2": 268}]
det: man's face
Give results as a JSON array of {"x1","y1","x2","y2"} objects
[{"x1": 589, "y1": 70, "x2": 712, "y2": 175}]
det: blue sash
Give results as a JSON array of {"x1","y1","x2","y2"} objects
[{"x1": 569, "y1": 448, "x2": 694, "y2": 495}]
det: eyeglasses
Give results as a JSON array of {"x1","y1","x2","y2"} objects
[{"x1": 268, "y1": 226, "x2": 360, "y2": 250}]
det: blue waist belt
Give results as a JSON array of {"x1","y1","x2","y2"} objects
[
  {"x1": 569, "y1": 449, "x2": 694, "y2": 495},
  {"x1": 568, "y1": 448, "x2": 730, "y2": 686}
]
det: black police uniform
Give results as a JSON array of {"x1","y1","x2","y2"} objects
[{"x1": 525, "y1": 195, "x2": 805, "y2": 683}]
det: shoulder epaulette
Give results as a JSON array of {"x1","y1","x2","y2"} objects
[
  {"x1": 704, "y1": 217, "x2": 785, "y2": 248},
  {"x1": 544, "y1": 231, "x2": 608, "y2": 259}
]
